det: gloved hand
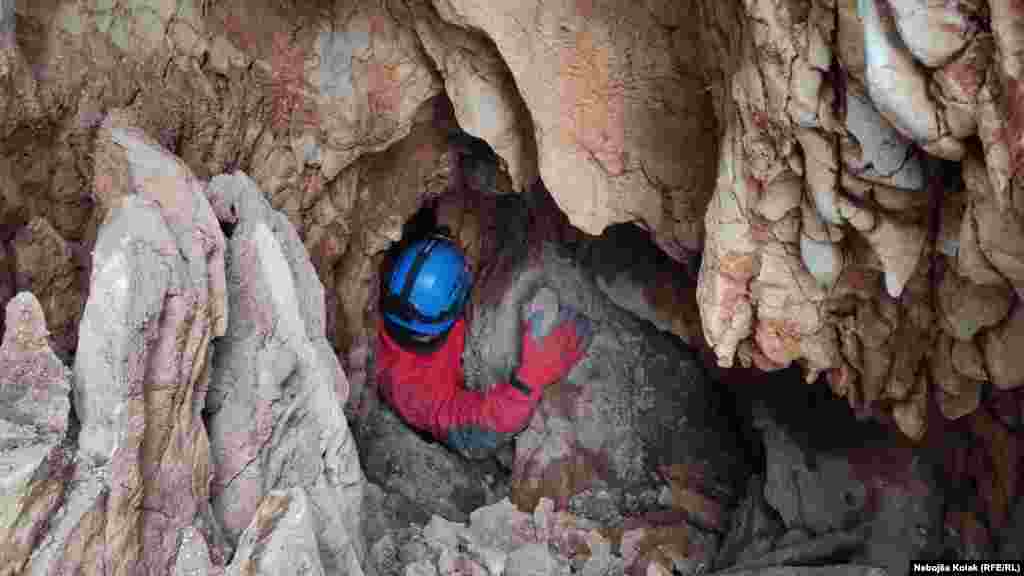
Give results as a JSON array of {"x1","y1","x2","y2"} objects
[{"x1": 514, "y1": 288, "x2": 593, "y2": 390}]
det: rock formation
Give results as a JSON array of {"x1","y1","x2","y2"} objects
[
  {"x1": 23, "y1": 110, "x2": 228, "y2": 575},
  {"x1": 0, "y1": 0, "x2": 1023, "y2": 572},
  {"x1": 203, "y1": 171, "x2": 366, "y2": 575},
  {"x1": 0, "y1": 293, "x2": 73, "y2": 574}
]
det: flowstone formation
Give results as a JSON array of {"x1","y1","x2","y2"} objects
[
  {"x1": 693, "y1": 0, "x2": 1024, "y2": 444},
  {"x1": 1, "y1": 0, "x2": 1024, "y2": 572}
]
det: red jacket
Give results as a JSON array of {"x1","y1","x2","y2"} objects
[{"x1": 376, "y1": 317, "x2": 539, "y2": 456}]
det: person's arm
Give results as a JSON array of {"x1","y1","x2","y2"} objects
[{"x1": 376, "y1": 309, "x2": 590, "y2": 459}]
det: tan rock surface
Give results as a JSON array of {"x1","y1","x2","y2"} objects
[{"x1": 429, "y1": 0, "x2": 717, "y2": 259}]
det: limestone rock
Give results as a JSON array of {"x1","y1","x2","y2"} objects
[
  {"x1": 982, "y1": 303, "x2": 1024, "y2": 391},
  {"x1": 0, "y1": 293, "x2": 73, "y2": 575},
  {"x1": 938, "y1": 264, "x2": 1014, "y2": 342},
  {"x1": 370, "y1": 499, "x2": 620, "y2": 576},
  {"x1": 888, "y1": 0, "x2": 978, "y2": 68},
  {"x1": 226, "y1": 488, "x2": 325, "y2": 576},
  {"x1": 402, "y1": 0, "x2": 536, "y2": 192},
  {"x1": 429, "y1": 0, "x2": 717, "y2": 257},
  {"x1": 174, "y1": 527, "x2": 220, "y2": 576},
  {"x1": 29, "y1": 112, "x2": 227, "y2": 575},
  {"x1": 861, "y1": 0, "x2": 964, "y2": 159},
  {"x1": 204, "y1": 172, "x2": 366, "y2": 575}
]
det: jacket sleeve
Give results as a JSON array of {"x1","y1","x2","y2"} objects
[{"x1": 376, "y1": 318, "x2": 541, "y2": 458}]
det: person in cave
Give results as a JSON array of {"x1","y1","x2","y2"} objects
[{"x1": 375, "y1": 225, "x2": 592, "y2": 460}]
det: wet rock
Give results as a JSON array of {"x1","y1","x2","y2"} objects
[
  {"x1": 0, "y1": 293, "x2": 73, "y2": 574},
  {"x1": 225, "y1": 488, "x2": 325, "y2": 576},
  {"x1": 464, "y1": 243, "x2": 746, "y2": 532},
  {"x1": 29, "y1": 112, "x2": 227, "y2": 575},
  {"x1": 203, "y1": 171, "x2": 366, "y2": 575}
]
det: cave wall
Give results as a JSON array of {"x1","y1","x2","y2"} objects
[{"x1": 2, "y1": 0, "x2": 1023, "y2": 561}]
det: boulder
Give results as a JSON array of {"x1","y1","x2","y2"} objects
[
  {"x1": 355, "y1": 400, "x2": 507, "y2": 523},
  {"x1": 204, "y1": 171, "x2": 366, "y2": 575},
  {"x1": 464, "y1": 243, "x2": 748, "y2": 535}
]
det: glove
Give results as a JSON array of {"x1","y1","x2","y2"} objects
[{"x1": 515, "y1": 291, "x2": 593, "y2": 389}]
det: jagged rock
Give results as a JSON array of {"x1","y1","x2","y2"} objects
[
  {"x1": 861, "y1": 0, "x2": 964, "y2": 159},
  {"x1": 226, "y1": 488, "x2": 325, "y2": 576},
  {"x1": 506, "y1": 544, "x2": 568, "y2": 576},
  {"x1": 463, "y1": 243, "x2": 746, "y2": 532},
  {"x1": 174, "y1": 527, "x2": 220, "y2": 576},
  {"x1": 203, "y1": 171, "x2": 366, "y2": 575},
  {"x1": 372, "y1": 499, "x2": 619, "y2": 576},
  {"x1": 0, "y1": 293, "x2": 73, "y2": 575},
  {"x1": 27, "y1": 112, "x2": 227, "y2": 575}
]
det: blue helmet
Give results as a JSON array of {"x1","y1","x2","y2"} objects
[{"x1": 382, "y1": 235, "x2": 472, "y2": 338}]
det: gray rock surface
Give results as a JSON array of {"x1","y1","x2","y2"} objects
[
  {"x1": 204, "y1": 171, "x2": 366, "y2": 576},
  {"x1": 464, "y1": 242, "x2": 747, "y2": 525},
  {"x1": 355, "y1": 401, "x2": 507, "y2": 523},
  {"x1": 713, "y1": 475, "x2": 786, "y2": 570},
  {"x1": 28, "y1": 112, "x2": 229, "y2": 575},
  {"x1": 0, "y1": 293, "x2": 73, "y2": 574},
  {"x1": 225, "y1": 488, "x2": 325, "y2": 576},
  {"x1": 751, "y1": 370, "x2": 944, "y2": 576},
  {"x1": 1000, "y1": 499, "x2": 1024, "y2": 561}
]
